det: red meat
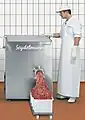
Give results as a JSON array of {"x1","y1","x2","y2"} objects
[{"x1": 31, "y1": 71, "x2": 52, "y2": 99}]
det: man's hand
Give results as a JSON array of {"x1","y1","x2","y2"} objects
[
  {"x1": 42, "y1": 33, "x2": 53, "y2": 37},
  {"x1": 74, "y1": 37, "x2": 80, "y2": 46},
  {"x1": 53, "y1": 33, "x2": 60, "y2": 38},
  {"x1": 42, "y1": 33, "x2": 60, "y2": 38}
]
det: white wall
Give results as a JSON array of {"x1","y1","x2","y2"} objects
[{"x1": 0, "y1": 0, "x2": 85, "y2": 82}]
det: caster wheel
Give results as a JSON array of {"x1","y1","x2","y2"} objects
[
  {"x1": 36, "y1": 115, "x2": 39, "y2": 119},
  {"x1": 49, "y1": 115, "x2": 52, "y2": 119},
  {"x1": 7, "y1": 99, "x2": 12, "y2": 102}
]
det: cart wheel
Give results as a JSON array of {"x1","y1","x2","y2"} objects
[
  {"x1": 36, "y1": 115, "x2": 39, "y2": 119},
  {"x1": 49, "y1": 115, "x2": 52, "y2": 120}
]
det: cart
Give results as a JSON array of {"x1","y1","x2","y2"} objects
[{"x1": 30, "y1": 92, "x2": 53, "y2": 119}]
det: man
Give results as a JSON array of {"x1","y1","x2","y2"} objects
[{"x1": 45, "y1": 5, "x2": 82, "y2": 103}]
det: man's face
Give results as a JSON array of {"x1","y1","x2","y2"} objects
[{"x1": 59, "y1": 11, "x2": 67, "y2": 19}]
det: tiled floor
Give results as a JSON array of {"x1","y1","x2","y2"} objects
[{"x1": 0, "y1": 82, "x2": 85, "y2": 120}]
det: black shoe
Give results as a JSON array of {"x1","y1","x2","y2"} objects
[{"x1": 56, "y1": 94, "x2": 69, "y2": 100}]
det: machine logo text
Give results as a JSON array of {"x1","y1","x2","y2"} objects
[{"x1": 16, "y1": 44, "x2": 44, "y2": 51}]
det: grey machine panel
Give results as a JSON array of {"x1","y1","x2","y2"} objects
[{"x1": 5, "y1": 35, "x2": 52, "y2": 100}]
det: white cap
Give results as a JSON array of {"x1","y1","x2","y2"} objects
[{"x1": 56, "y1": 5, "x2": 71, "y2": 13}]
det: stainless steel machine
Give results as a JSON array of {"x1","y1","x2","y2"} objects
[{"x1": 4, "y1": 35, "x2": 52, "y2": 100}]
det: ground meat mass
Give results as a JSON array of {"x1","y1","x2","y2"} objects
[{"x1": 31, "y1": 71, "x2": 52, "y2": 99}]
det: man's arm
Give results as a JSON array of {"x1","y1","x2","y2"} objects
[
  {"x1": 71, "y1": 37, "x2": 81, "y2": 58},
  {"x1": 72, "y1": 19, "x2": 82, "y2": 46},
  {"x1": 52, "y1": 33, "x2": 60, "y2": 38}
]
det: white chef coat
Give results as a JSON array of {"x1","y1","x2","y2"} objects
[{"x1": 57, "y1": 16, "x2": 82, "y2": 97}]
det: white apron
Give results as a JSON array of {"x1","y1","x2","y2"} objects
[{"x1": 57, "y1": 21, "x2": 81, "y2": 97}]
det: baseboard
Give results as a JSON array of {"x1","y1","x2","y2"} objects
[
  {"x1": 53, "y1": 80, "x2": 85, "y2": 83},
  {"x1": 0, "y1": 81, "x2": 4, "y2": 83},
  {"x1": 0, "y1": 81, "x2": 85, "y2": 83}
]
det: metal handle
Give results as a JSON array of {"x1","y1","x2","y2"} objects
[{"x1": 0, "y1": 36, "x2": 7, "y2": 48}]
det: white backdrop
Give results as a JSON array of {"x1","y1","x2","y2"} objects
[{"x1": 0, "y1": 0, "x2": 85, "y2": 81}]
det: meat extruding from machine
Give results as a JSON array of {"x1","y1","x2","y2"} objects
[
  {"x1": 32, "y1": 66, "x2": 52, "y2": 99},
  {"x1": 30, "y1": 66, "x2": 53, "y2": 119}
]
